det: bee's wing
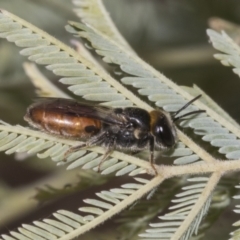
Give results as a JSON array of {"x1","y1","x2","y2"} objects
[{"x1": 27, "y1": 98, "x2": 127, "y2": 125}]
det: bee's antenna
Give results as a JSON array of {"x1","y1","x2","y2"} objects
[
  {"x1": 173, "y1": 110, "x2": 205, "y2": 122},
  {"x1": 172, "y1": 94, "x2": 205, "y2": 122}
]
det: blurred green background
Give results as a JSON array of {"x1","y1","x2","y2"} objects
[{"x1": 1, "y1": 0, "x2": 240, "y2": 239}]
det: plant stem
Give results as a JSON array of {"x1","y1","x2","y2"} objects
[{"x1": 158, "y1": 160, "x2": 240, "y2": 178}]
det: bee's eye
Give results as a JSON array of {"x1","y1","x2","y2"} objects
[{"x1": 153, "y1": 116, "x2": 175, "y2": 147}]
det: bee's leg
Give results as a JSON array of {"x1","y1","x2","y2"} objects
[
  {"x1": 149, "y1": 136, "x2": 158, "y2": 175},
  {"x1": 97, "y1": 134, "x2": 116, "y2": 172},
  {"x1": 64, "y1": 131, "x2": 107, "y2": 160},
  {"x1": 97, "y1": 149, "x2": 112, "y2": 173},
  {"x1": 64, "y1": 142, "x2": 87, "y2": 160}
]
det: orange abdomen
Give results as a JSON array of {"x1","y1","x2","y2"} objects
[{"x1": 25, "y1": 106, "x2": 101, "y2": 139}]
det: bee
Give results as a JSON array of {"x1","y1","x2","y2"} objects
[{"x1": 24, "y1": 95, "x2": 204, "y2": 174}]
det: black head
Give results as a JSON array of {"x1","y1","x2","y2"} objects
[
  {"x1": 150, "y1": 110, "x2": 177, "y2": 148},
  {"x1": 150, "y1": 95, "x2": 204, "y2": 149}
]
